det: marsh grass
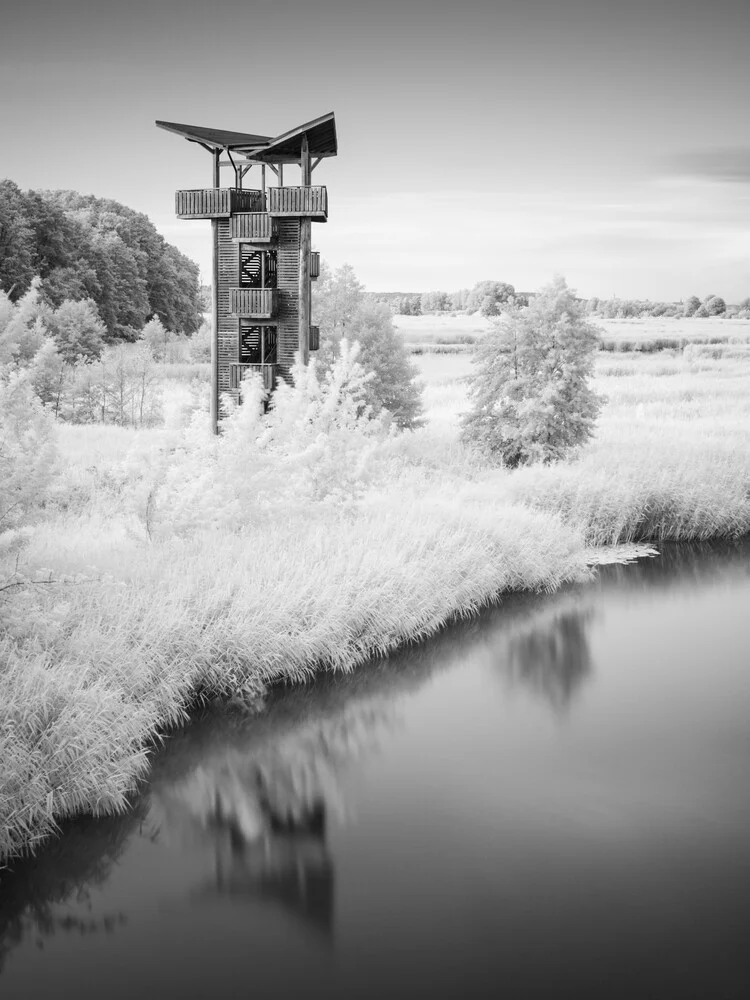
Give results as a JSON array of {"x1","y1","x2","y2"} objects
[
  {"x1": 1, "y1": 499, "x2": 586, "y2": 863},
  {"x1": 3, "y1": 337, "x2": 750, "y2": 863}
]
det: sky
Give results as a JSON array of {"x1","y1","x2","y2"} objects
[{"x1": 1, "y1": 0, "x2": 749, "y2": 300}]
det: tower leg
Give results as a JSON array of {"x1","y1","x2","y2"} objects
[
  {"x1": 299, "y1": 217, "x2": 311, "y2": 366},
  {"x1": 210, "y1": 149, "x2": 220, "y2": 434}
]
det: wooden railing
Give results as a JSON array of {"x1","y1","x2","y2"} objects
[
  {"x1": 229, "y1": 288, "x2": 278, "y2": 318},
  {"x1": 229, "y1": 363, "x2": 277, "y2": 392},
  {"x1": 268, "y1": 186, "x2": 328, "y2": 220},
  {"x1": 309, "y1": 325, "x2": 320, "y2": 351},
  {"x1": 231, "y1": 213, "x2": 276, "y2": 242},
  {"x1": 310, "y1": 251, "x2": 320, "y2": 279},
  {"x1": 175, "y1": 188, "x2": 264, "y2": 218}
]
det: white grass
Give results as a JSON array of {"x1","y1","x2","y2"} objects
[{"x1": 3, "y1": 340, "x2": 750, "y2": 864}]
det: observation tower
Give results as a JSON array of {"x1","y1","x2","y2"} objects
[{"x1": 156, "y1": 112, "x2": 337, "y2": 433}]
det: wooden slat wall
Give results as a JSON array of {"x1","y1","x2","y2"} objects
[
  {"x1": 217, "y1": 219, "x2": 239, "y2": 395},
  {"x1": 230, "y1": 213, "x2": 275, "y2": 241},
  {"x1": 268, "y1": 186, "x2": 328, "y2": 218},
  {"x1": 277, "y1": 219, "x2": 301, "y2": 373},
  {"x1": 229, "y1": 364, "x2": 277, "y2": 392},
  {"x1": 175, "y1": 188, "x2": 263, "y2": 218},
  {"x1": 229, "y1": 288, "x2": 276, "y2": 316}
]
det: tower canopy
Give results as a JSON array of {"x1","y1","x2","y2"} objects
[{"x1": 156, "y1": 112, "x2": 337, "y2": 163}]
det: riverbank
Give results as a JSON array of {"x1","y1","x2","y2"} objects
[{"x1": 2, "y1": 345, "x2": 750, "y2": 865}]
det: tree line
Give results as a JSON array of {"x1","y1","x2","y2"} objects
[
  {"x1": 373, "y1": 285, "x2": 750, "y2": 320},
  {"x1": 0, "y1": 180, "x2": 201, "y2": 339}
]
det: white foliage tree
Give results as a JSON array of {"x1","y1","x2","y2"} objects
[{"x1": 461, "y1": 276, "x2": 603, "y2": 467}]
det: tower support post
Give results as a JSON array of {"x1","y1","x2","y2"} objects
[
  {"x1": 298, "y1": 135, "x2": 311, "y2": 365},
  {"x1": 210, "y1": 148, "x2": 220, "y2": 434}
]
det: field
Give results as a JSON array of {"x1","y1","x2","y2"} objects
[
  {"x1": 3, "y1": 317, "x2": 750, "y2": 864},
  {"x1": 394, "y1": 312, "x2": 750, "y2": 353}
]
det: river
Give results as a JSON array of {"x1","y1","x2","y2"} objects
[{"x1": 1, "y1": 540, "x2": 749, "y2": 999}]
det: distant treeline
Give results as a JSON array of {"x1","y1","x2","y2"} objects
[
  {"x1": 0, "y1": 180, "x2": 201, "y2": 339},
  {"x1": 369, "y1": 282, "x2": 530, "y2": 316},
  {"x1": 368, "y1": 284, "x2": 750, "y2": 319}
]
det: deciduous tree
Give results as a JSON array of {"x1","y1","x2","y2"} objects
[{"x1": 461, "y1": 276, "x2": 602, "y2": 467}]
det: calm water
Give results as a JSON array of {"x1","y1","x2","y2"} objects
[{"x1": 2, "y1": 541, "x2": 750, "y2": 1000}]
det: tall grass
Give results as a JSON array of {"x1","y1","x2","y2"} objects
[
  {"x1": 3, "y1": 341, "x2": 750, "y2": 864},
  {"x1": 1, "y1": 499, "x2": 586, "y2": 864}
]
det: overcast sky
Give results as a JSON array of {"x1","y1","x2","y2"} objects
[{"x1": 1, "y1": 0, "x2": 749, "y2": 299}]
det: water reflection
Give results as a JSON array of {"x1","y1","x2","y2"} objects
[
  {"x1": 0, "y1": 809, "x2": 138, "y2": 974},
  {"x1": 503, "y1": 609, "x2": 593, "y2": 712},
  {"x1": 3, "y1": 539, "x2": 749, "y2": 998}
]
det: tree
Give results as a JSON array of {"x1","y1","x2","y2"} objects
[
  {"x1": 703, "y1": 295, "x2": 726, "y2": 316},
  {"x1": 461, "y1": 276, "x2": 602, "y2": 467},
  {"x1": 140, "y1": 315, "x2": 170, "y2": 360},
  {"x1": 312, "y1": 261, "x2": 424, "y2": 429},
  {"x1": 0, "y1": 184, "x2": 201, "y2": 340},
  {"x1": 0, "y1": 278, "x2": 50, "y2": 365},
  {"x1": 347, "y1": 302, "x2": 424, "y2": 429},
  {"x1": 50, "y1": 298, "x2": 106, "y2": 362},
  {"x1": 0, "y1": 180, "x2": 36, "y2": 299},
  {"x1": 683, "y1": 295, "x2": 701, "y2": 317},
  {"x1": 312, "y1": 261, "x2": 365, "y2": 339},
  {"x1": 0, "y1": 370, "x2": 57, "y2": 548},
  {"x1": 466, "y1": 280, "x2": 515, "y2": 315},
  {"x1": 420, "y1": 290, "x2": 449, "y2": 313},
  {"x1": 28, "y1": 337, "x2": 69, "y2": 418}
]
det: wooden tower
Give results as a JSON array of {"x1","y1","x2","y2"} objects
[{"x1": 156, "y1": 112, "x2": 337, "y2": 433}]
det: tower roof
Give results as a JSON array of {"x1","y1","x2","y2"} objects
[{"x1": 156, "y1": 112, "x2": 337, "y2": 163}]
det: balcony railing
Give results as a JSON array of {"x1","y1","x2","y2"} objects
[
  {"x1": 229, "y1": 363, "x2": 277, "y2": 393},
  {"x1": 309, "y1": 325, "x2": 320, "y2": 351},
  {"x1": 310, "y1": 251, "x2": 320, "y2": 279},
  {"x1": 231, "y1": 213, "x2": 277, "y2": 242},
  {"x1": 268, "y1": 186, "x2": 328, "y2": 220},
  {"x1": 175, "y1": 188, "x2": 264, "y2": 219},
  {"x1": 229, "y1": 288, "x2": 278, "y2": 318}
]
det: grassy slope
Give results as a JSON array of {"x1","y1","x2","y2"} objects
[{"x1": 3, "y1": 334, "x2": 750, "y2": 864}]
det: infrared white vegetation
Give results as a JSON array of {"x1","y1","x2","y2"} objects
[{"x1": 2, "y1": 316, "x2": 750, "y2": 864}]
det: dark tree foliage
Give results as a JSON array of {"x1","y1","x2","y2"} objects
[{"x1": 0, "y1": 182, "x2": 201, "y2": 339}]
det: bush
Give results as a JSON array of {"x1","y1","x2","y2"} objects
[{"x1": 461, "y1": 276, "x2": 603, "y2": 467}]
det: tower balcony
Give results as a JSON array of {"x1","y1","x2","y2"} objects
[
  {"x1": 229, "y1": 288, "x2": 278, "y2": 318},
  {"x1": 229, "y1": 363, "x2": 278, "y2": 393},
  {"x1": 230, "y1": 213, "x2": 277, "y2": 243},
  {"x1": 311, "y1": 251, "x2": 320, "y2": 279},
  {"x1": 175, "y1": 188, "x2": 264, "y2": 219},
  {"x1": 268, "y1": 186, "x2": 328, "y2": 221}
]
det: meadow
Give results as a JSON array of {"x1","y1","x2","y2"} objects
[
  {"x1": 395, "y1": 312, "x2": 750, "y2": 353},
  {"x1": 2, "y1": 316, "x2": 750, "y2": 865}
]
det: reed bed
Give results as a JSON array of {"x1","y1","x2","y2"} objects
[
  {"x1": 3, "y1": 340, "x2": 750, "y2": 863},
  {"x1": 1, "y1": 500, "x2": 586, "y2": 864}
]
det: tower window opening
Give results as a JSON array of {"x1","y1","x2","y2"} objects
[
  {"x1": 241, "y1": 324, "x2": 278, "y2": 365},
  {"x1": 240, "y1": 247, "x2": 277, "y2": 289}
]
